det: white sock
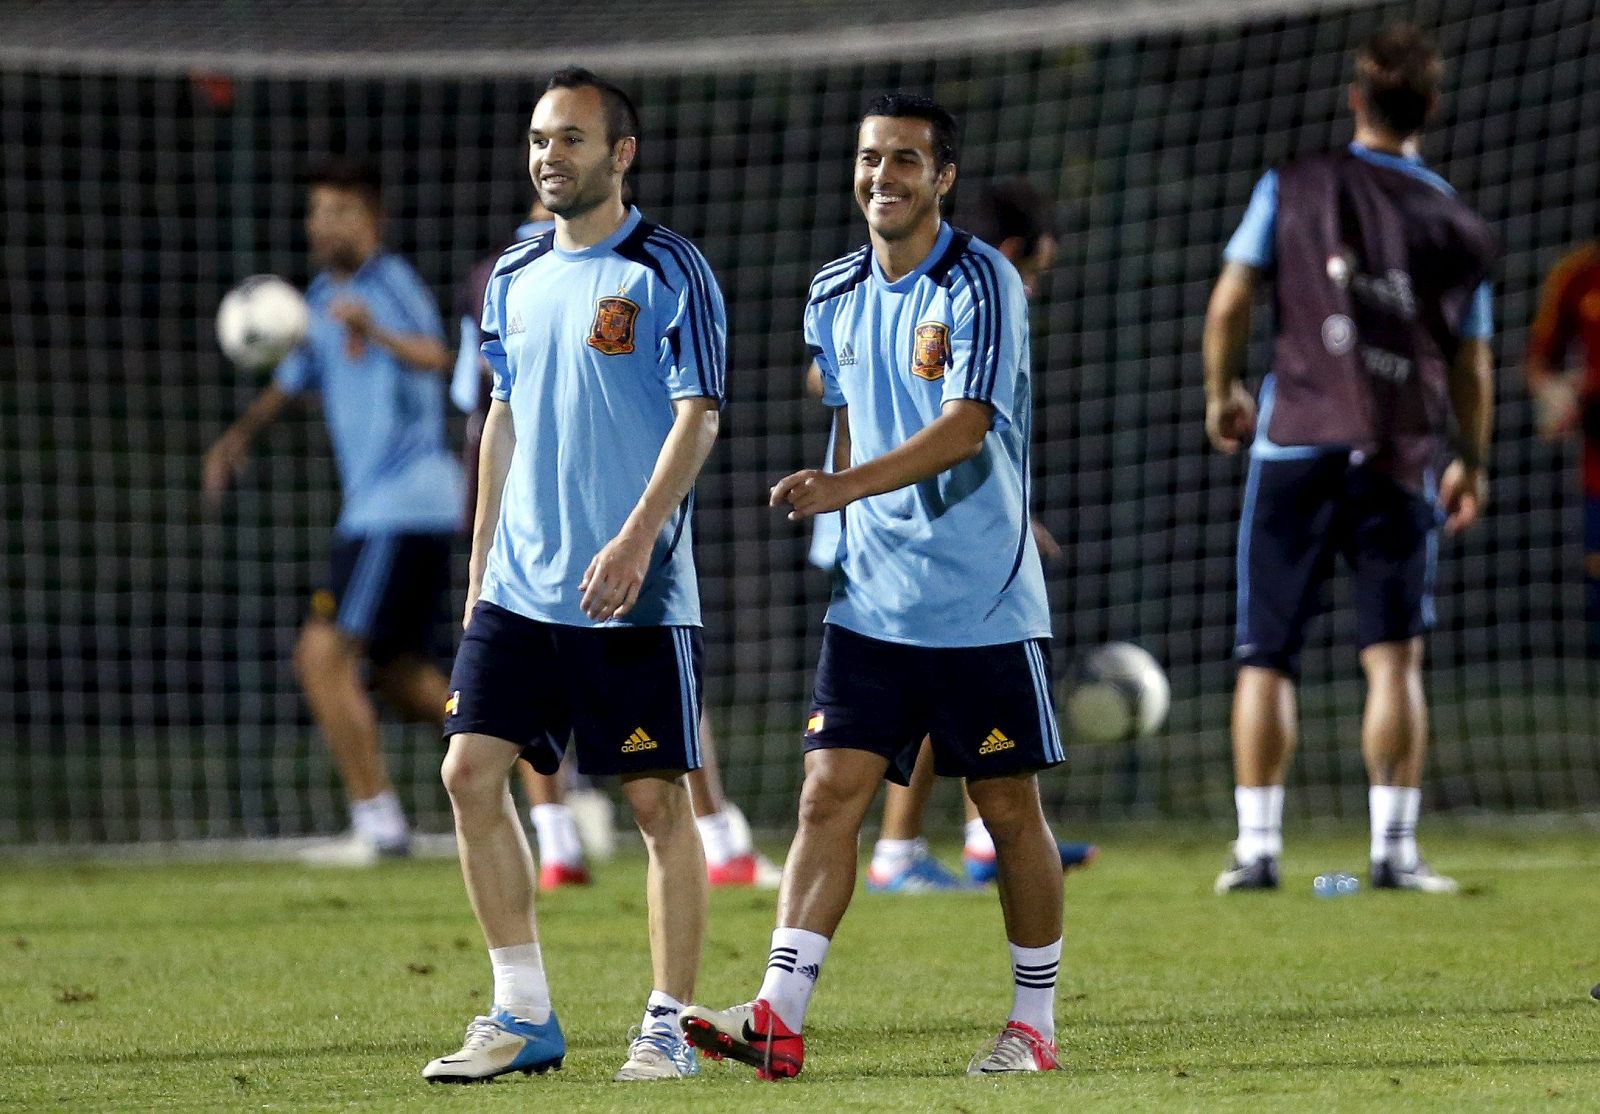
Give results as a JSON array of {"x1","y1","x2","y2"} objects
[
  {"x1": 964, "y1": 818, "x2": 996, "y2": 858},
  {"x1": 530, "y1": 803, "x2": 584, "y2": 868},
  {"x1": 869, "y1": 837, "x2": 924, "y2": 878},
  {"x1": 640, "y1": 989, "x2": 685, "y2": 1036},
  {"x1": 490, "y1": 942, "x2": 552, "y2": 1023},
  {"x1": 722, "y1": 802, "x2": 756, "y2": 856},
  {"x1": 350, "y1": 790, "x2": 407, "y2": 849},
  {"x1": 695, "y1": 810, "x2": 739, "y2": 867},
  {"x1": 1234, "y1": 785, "x2": 1284, "y2": 861},
  {"x1": 756, "y1": 927, "x2": 829, "y2": 1031},
  {"x1": 1369, "y1": 785, "x2": 1421, "y2": 869},
  {"x1": 1009, "y1": 939, "x2": 1061, "y2": 1041}
]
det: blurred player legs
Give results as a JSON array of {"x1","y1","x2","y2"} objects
[{"x1": 202, "y1": 158, "x2": 461, "y2": 866}]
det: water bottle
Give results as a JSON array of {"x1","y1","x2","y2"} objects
[{"x1": 1313, "y1": 871, "x2": 1360, "y2": 898}]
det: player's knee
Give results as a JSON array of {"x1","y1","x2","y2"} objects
[
  {"x1": 796, "y1": 768, "x2": 867, "y2": 830},
  {"x1": 623, "y1": 776, "x2": 691, "y2": 840},
  {"x1": 373, "y1": 659, "x2": 444, "y2": 725},
  {"x1": 1359, "y1": 638, "x2": 1423, "y2": 684},
  {"x1": 440, "y1": 744, "x2": 501, "y2": 810},
  {"x1": 294, "y1": 621, "x2": 354, "y2": 687},
  {"x1": 967, "y1": 778, "x2": 1039, "y2": 845}
]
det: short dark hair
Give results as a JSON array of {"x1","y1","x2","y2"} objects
[
  {"x1": 545, "y1": 66, "x2": 641, "y2": 150},
  {"x1": 965, "y1": 178, "x2": 1053, "y2": 256},
  {"x1": 861, "y1": 92, "x2": 959, "y2": 170},
  {"x1": 306, "y1": 155, "x2": 381, "y2": 209},
  {"x1": 1354, "y1": 23, "x2": 1442, "y2": 136}
]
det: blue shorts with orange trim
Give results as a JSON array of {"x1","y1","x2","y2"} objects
[
  {"x1": 319, "y1": 532, "x2": 453, "y2": 664},
  {"x1": 444, "y1": 601, "x2": 703, "y2": 777},
  {"x1": 803, "y1": 623, "x2": 1065, "y2": 785}
]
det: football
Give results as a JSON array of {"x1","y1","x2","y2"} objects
[
  {"x1": 216, "y1": 275, "x2": 309, "y2": 370},
  {"x1": 1062, "y1": 641, "x2": 1170, "y2": 743}
]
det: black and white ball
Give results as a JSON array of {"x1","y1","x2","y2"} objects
[
  {"x1": 216, "y1": 275, "x2": 309, "y2": 371},
  {"x1": 1063, "y1": 642, "x2": 1170, "y2": 743}
]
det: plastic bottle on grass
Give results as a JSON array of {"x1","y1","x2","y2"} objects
[{"x1": 1313, "y1": 872, "x2": 1360, "y2": 898}]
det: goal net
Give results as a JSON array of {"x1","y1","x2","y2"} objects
[{"x1": 3, "y1": 0, "x2": 1596, "y2": 845}]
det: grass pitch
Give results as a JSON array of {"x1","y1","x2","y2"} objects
[{"x1": 1, "y1": 825, "x2": 1596, "y2": 1111}]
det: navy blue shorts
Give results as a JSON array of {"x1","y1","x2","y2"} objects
[
  {"x1": 803, "y1": 624, "x2": 1065, "y2": 785},
  {"x1": 316, "y1": 532, "x2": 453, "y2": 664},
  {"x1": 444, "y1": 601, "x2": 704, "y2": 777},
  {"x1": 1235, "y1": 453, "x2": 1439, "y2": 679}
]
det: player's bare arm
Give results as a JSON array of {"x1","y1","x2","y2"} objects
[
  {"x1": 579, "y1": 395, "x2": 720, "y2": 621},
  {"x1": 803, "y1": 361, "x2": 826, "y2": 400},
  {"x1": 464, "y1": 398, "x2": 516, "y2": 626},
  {"x1": 202, "y1": 383, "x2": 292, "y2": 506},
  {"x1": 1440, "y1": 337, "x2": 1493, "y2": 534},
  {"x1": 330, "y1": 297, "x2": 452, "y2": 372},
  {"x1": 771, "y1": 398, "x2": 990, "y2": 521},
  {"x1": 1203, "y1": 260, "x2": 1259, "y2": 453}
]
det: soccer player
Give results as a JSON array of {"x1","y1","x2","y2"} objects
[
  {"x1": 831, "y1": 178, "x2": 1096, "y2": 893},
  {"x1": 1204, "y1": 25, "x2": 1496, "y2": 894},
  {"x1": 202, "y1": 157, "x2": 462, "y2": 867},
  {"x1": 1523, "y1": 238, "x2": 1600, "y2": 653},
  {"x1": 455, "y1": 202, "x2": 777, "y2": 890},
  {"x1": 682, "y1": 94, "x2": 1065, "y2": 1077},
  {"x1": 424, "y1": 68, "x2": 723, "y2": 1083}
]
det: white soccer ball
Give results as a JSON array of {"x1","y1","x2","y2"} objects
[
  {"x1": 216, "y1": 275, "x2": 309, "y2": 371},
  {"x1": 1063, "y1": 642, "x2": 1170, "y2": 743}
]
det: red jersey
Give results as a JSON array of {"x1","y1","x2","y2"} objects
[{"x1": 1527, "y1": 243, "x2": 1600, "y2": 494}]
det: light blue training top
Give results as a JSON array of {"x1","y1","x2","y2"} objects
[{"x1": 274, "y1": 251, "x2": 463, "y2": 536}]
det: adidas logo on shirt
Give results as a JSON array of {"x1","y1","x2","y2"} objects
[
  {"x1": 506, "y1": 314, "x2": 526, "y2": 336},
  {"x1": 621, "y1": 727, "x2": 659, "y2": 753},
  {"x1": 837, "y1": 341, "x2": 858, "y2": 366},
  {"x1": 978, "y1": 728, "x2": 1016, "y2": 756}
]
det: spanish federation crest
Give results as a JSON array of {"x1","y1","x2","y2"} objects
[
  {"x1": 587, "y1": 295, "x2": 640, "y2": 356},
  {"x1": 911, "y1": 322, "x2": 950, "y2": 381}
]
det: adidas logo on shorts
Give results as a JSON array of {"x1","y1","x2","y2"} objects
[
  {"x1": 621, "y1": 727, "x2": 659, "y2": 753},
  {"x1": 978, "y1": 728, "x2": 1016, "y2": 756}
]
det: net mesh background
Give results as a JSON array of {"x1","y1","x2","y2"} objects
[{"x1": 2, "y1": 0, "x2": 1597, "y2": 843}]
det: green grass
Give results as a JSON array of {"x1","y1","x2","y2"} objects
[{"x1": 1, "y1": 827, "x2": 1597, "y2": 1111}]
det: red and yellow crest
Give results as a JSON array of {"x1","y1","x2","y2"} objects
[
  {"x1": 587, "y1": 295, "x2": 640, "y2": 356},
  {"x1": 911, "y1": 322, "x2": 950, "y2": 381}
]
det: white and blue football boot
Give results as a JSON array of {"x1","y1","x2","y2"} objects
[
  {"x1": 613, "y1": 1025, "x2": 700, "y2": 1081},
  {"x1": 422, "y1": 1007, "x2": 565, "y2": 1083}
]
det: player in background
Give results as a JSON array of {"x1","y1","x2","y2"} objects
[
  {"x1": 807, "y1": 178, "x2": 1095, "y2": 893},
  {"x1": 1204, "y1": 24, "x2": 1496, "y2": 894},
  {"x1": 455, "y1": 201, "x2": 778, "y2": 889},
  {"x1": 425, "y1": 68, "x2": 722, "y2": 1083},
  {"x1": 683, "y1": 94, "x2": 1065, "y2": 1077},
  {"x1": 203, "y1": 157, "x2": 462, "y2": 867},
  {"x1": 1522, "y1": 238, "x2": 1600, "y2": 654}
]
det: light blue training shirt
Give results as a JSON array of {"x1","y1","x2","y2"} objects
[
  {"x1": 452, "y1": 219, "x2": 554, "y2": 414},
  {"x1": 274, "y1": 251, "x2": 463, "y2": 536},
  {"x1": 477, "y1": 207, "x2": 726, "y2": 628},
  {"x1": 805, "y1": 222, "x2": 1050, "y2": 648}
]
